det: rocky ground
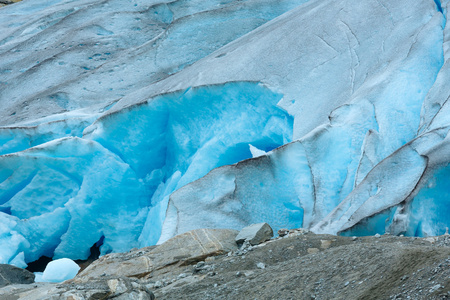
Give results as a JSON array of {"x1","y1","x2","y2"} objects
[
  {"x1": 0, "y1": 226, "x2": 449, "y2": 299},
  {"x1": 150, "y1": 230, "x2": 450, "y2": 300}
]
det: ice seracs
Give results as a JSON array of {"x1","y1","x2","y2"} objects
[{"x1": 0, "y1": 0, "x2": 449, "y2": 268}]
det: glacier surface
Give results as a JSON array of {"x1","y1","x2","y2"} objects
[{"x1": 0, "y1": 0, "x2": 449, "y2": 267}]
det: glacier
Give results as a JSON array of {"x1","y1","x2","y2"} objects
[{"x1": 0, "y1": 0, "x2": 449, "y2": 268}]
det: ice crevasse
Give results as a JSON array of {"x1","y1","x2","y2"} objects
[{"x1": 0, "y1": 0, "x2": 449, "y2": 267}]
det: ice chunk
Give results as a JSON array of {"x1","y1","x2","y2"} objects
[{"x1": 39, "y1": 258, "x2": 80, "y2": 283}]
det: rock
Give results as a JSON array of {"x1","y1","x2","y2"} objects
[
  {"x1": 141, "y1": 228, "x2": 239, "y2": 266},
  {"x1": 75, "y1": 228, "x2": 239, "y2": 280},
  {"x1": 193, "y1": 261, "x2": 213, "y2": 274},
  {"x1": 0, "y1": 276, "x2": 155, "y2": 300},
  {"x1": 320, "y1": 240, "x2": 332, "y2": 249},
  {"x1": 278, "y1": 228, "x2": 289, "y2": 237},
  {"x1": 256, "y1": 262, "x2": 266, "y2": 269},
  {"x1": 0, "y1": 264, "x2": 35, "y2": 288},
  {"x1": 235, "y1": 223, "x2": 274, "y2": 246},
  {"x1": 429, "y1": 284, "x2": 441, "y2": 293},
  {"x1": 108, "y1": 278, "x2": 128, "y2": 294},
  {"x1": 424, "y1": 237, "x2": 437, "y2": 244},
  {"x1": 307, "y1": 248, "x2": 320, "y2": 254}
]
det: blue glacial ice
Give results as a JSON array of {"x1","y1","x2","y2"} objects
[
  {"x1": 157, "y1": 0, "x2": 450, "y2": 239},
  {"x1": 406, "y1": 164, "x2": 450, "y2": 237},
  {"x1": 86, "y1": 82, "x2": 293, "y2": 247},
  {"x1": 0, "y1": 137, "x2": 148, "y2": 264},
  {"x1": 0, "y1": 82, "x2": 292, "y2": 266},
  {"x1": 0, "y1": 0, "x2": 449, "y2": 268}
]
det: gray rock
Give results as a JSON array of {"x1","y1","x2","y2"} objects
[
  {"x1": 0, "y1": 276, "x2": 155, "y2": 300},
  {"x1": 278, "y1": 228, "x2": 289, "y2": 237},
  {"x1": 236, "y1": 223, "x2": 274, "y2": 245},
  {"x1": 429, "y1": 284, "x2": 441, "y2": 293},
  {"x1": 0, "y1": 264, "x2": 35, "y2": 288},
  {"x1": 75, "y1": 228, "x2": 239, "y2": 280},
  {"x1": 108, "y1": 278, "x2": 128, "y2": 295}
]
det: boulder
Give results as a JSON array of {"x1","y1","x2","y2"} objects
[
  {"x1": 235, "y1": 223, "x2": 273, "y2": 245},
  {"x1": 75, "y1": 228, "x2": 239, "y2": 280},
  {"x1": 0, "y1": 277, "x2": 155, "y2": 300},
  {"x1": 0, "y1": 264, "x2": 35, "y2": 288},
  {"x1": 153, "y1": 228, "x2": 239, "y2": 265}
]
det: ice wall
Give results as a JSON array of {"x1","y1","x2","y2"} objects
[
  {"x1": 0, "y1": 0, "x2": 449, "y2": 267},
  {"x1": 85, "y1": 82, "x2": 293, "y2": 246},
  {"x1": 0, "y1": 137, "x2": 148, "y2": 265},
  {"x1": 0, "y1": 82, "x2": 292, "y2": 266},
  {"x1": 157, "y1": 0, "x2": 450, "y2": 240}
]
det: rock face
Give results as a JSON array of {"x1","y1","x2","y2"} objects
[
  {"x1": 235, "y1": 223, "x2": 274, "y2": 245},
  {"x1": 75, "y1": 228, "x2": 239, "y2": 280},
  {"x1": 0, "y1": 277, "x2": 155, "y2": 300},
  {"x1": 0, "y1": 264, "x2": 34, "y2": 288}
]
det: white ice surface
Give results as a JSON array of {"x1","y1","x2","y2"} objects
[
  {"x1": 0, "y1": 0, "x2": 309, "y2": 126},
  {"x1": 38, "y1": 258, "x2": 80, "y2": 283}
]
